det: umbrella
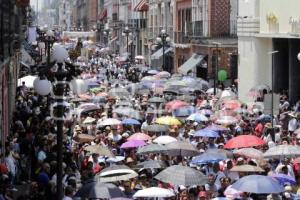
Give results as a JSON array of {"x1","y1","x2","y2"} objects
[
  {"x1": 206, "y1": 149, "x2": 234, "y2": 158},
  {"x1": 263, "y1": 145, "x2": 300, "y2": 158},
  {"x1": 113, "y1": 108, "x2": 141, "y2": 120},
  {"x1": 98, "y1": 165, "x2": 138, "y2": 182},
  {"x1": 205, "y1": 124, "x2": 228, "y2": 132},
  {"x1": 224, "y1": 135, "x2": 266, "y2": 149},
  {"x1": 108, "y1": 88, "x2": 130, "y2": 97},
  {"x1": 231, "y1": 175, "x2": 284, "y2": 194},
  {"x1": 82, "y1": 116, "x2": 96, "y2": 124},
  {"x1": 230, "y1": 164, "x2": 264, "y2": 172},
  {"x1": 75, "y1": 181, "x2": 124, "y2": 199},
  {"x1": 18, "y1": 75, "x2": 37, "y2": 88},
  {"x1": 271, "y1": 173, "x2": 296, "y2": 185},
  {"x1": 216, "y1": 90, "x2": 237, "y2": 99},
  {"x1": 155, "y1": 71, "x2": 171, "y2": 78},
  {"x1": 234, "y1": 148, "x2": 263, "y2": 159},
  {"x1": 84, "y1": 145, "x2": 114, "y2": 157},
  {"x1": 165, "y1": 141, "x2": 199, "y2": 157},
  {"x1": 224, "y1": 185, "x2": 243, "y2": 199},
  {"x1": 122, "y1": 118, "x2": 141, "y2": 125},
  {"x1": 258, "y1": 114, "x2": 272, "y2": 122},
  {"x1": 98, "y1": 118, "x2": 121, "y2": 126},
  {"x1": 222, "y1": 99, "x2": 242, "y2": 110},
  {"x1": 165, "y1": 100, "x2": 189, "y2": 111},
  {"x1": 155, "y1": 165, "x2": 208, "y2": 186},
  {"x1": 293, "y1": 157, "x2": 300, "y2": 164},
  {"x1": 186, "y1": 113, "x2": 209, "y2": 122},
  {"x1": 136, "y1": 160, "x2": 167, "y2": 169},
  {"x1": 147, "y1": 69, "x2": 159, "y2": 75},
  {"x1": 127, "y1": 132, "x2": 151, "y2": 141},
  {"x1": 137, "y1": 144, "x2": 168, "y2": 154},
  {"x1": 215, "y1": 116, "x2": 239, "y2": 125},
  {"x1": 120, "y1": 140, "x2": 146, "y2": 149},
  {"x1": 173, "y1": 106, "x2": 195, "y2": 117},
  {"x1": 106, "y1": 156, "x2": 125, "y2": 163},
  {"x1": 206, "y1": 88, "x2": 222, "y2": 94},
  {"x1": 156, "y1": 116, "x2": 182, "y2": 126},
  {"x1": 193, "y1": 128, "x2": 219, "y2": 138},
  {"x1": 191, "y1": 152, "x2": 227, "y2": 165},
  {"x1": 153, "y1": 136, "x2": 177, "y2": 145},
  {"x1": 78, "y1": 93, "x2": 92, "y2": 100},
  {"x1": 148, "y1": 96, "x2": 166, "y2": 103},
  {"x1": 143, "y1": 124, "x2": 169, "y2": 133},
  {"x1": 133, "y1": 187, "x2": 175, "y2": 198}
]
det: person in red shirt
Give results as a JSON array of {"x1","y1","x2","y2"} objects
[{"x1": 254, "y1": 120, "x2": 264, "y2": 137}]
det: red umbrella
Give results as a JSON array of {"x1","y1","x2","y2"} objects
[
  {"x1": 165, "y1": 100, "x2": 189, "y2": 111},
  {"x1": 127, "y1": 132, "x2": 151, "y2": 141},
  {"x1": 293, "y1": 157, "x2": 300, "y2": 164},
  {"x1": 224, "y1": 135, "x2": 266, "y2": 149}
]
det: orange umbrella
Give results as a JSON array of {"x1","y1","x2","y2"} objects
[
  {"x1": 224, "y1": 135, "x2": 266, "y2": 149},
  {"x1": 96, "y1": 92, "x2": 108, "y2": 97},
  {"x1": 165, "y1": 100, "x2": 189, "y2": 111}
]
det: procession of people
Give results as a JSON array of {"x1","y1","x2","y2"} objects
[{"x1": 3, "y1": 45, "x2": 300, "y2": 200}]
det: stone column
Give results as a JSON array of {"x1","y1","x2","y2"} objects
[{"x1": 289, "y1": 39, "x2": 300, "y2": 104}]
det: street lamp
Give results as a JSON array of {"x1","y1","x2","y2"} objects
[
  {"x1": 156, "y1": 29, "x2": 171, "y2": 71},
  {"x1": 268, "y1": 50, "x2": 279, "y2": 128},
  {"x1": 103, "y1": 29, "x2": 111, "y2": 47},
  {"x1": 34, "y1": 45, "x2": 86, "y2": 200},
  {"x1": 123, "y1": 26, "x2": 132, "y2": 56},
  {"x1": 212, "y1": 42, "x2": 222, "y2": 95}
]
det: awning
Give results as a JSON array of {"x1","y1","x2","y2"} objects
[
  {"x1": 99, "y1": 9, "x2": 107, "y2": 21},
  {"x1": 151, "y1": 47, "x2": 173, "y2": 60},
  {"x1": 134, "y1": 0, "x2": 149, "y2": 12},
  {"x1": 178, "y1": 53, "x2": 206, "y2": 74}
]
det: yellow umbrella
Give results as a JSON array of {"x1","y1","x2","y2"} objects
[{"x1": 156, "y1": 116, "x2": 181, "y2": 126}]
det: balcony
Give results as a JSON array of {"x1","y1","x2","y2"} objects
[{"x1": 174, "y1": 32, "x2": 190, "y2": 44}]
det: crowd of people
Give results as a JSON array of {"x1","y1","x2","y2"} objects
[{"x1": 2, "y1": 49, "x2": 300, "y2": 200}]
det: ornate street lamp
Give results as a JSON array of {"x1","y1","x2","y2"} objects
[
  {"x1": 156, "y1": 29, "x2": 171, "y2": 71},
  {"x1": 103, "y1": 29, "x2": 111, "y2": 47},
  {"x1": 34, "y1": 45, "x2": 86, "y2": 200},
  {"x1": 37, "y1": 26, "x2": 56, "y2": 65},
  {"x1": 122, "y1": 26, "x2": 132, "y2": 56},
  {"x1": 212, "y1": 42, "x2": 222, "y2": 95}
]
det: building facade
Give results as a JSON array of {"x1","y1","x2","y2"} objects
[{"x1": 237, "y1": 0, "x2": 300, "y2": 103}]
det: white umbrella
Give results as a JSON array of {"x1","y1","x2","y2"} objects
[
  {"x1": 215, "y1": 116, "x2": 239, "y2": 125},
  {"x1": 18, "y1": 75, "x2": 38, "y2": 88},
  {"x1": 135, "y1": 55, "x2": 145, "y2": 60},
  {"x1": 153, "y1": 136, "x2": 177, "y2": 145},
  {"x1": 206, "y1": 88, "x2": 222, "y2": 94},
  {"x1": 98, "y1": 118, "x2": 121, "y2": 126},
  {"x1": 83, "y1": 117, "x2": 96, "y2": 124},
  {"x1": 133, "y1": 187, "x2": 175, "y2": 198},
  {"x1": 264, "y1": 145, "x2": 300, "y2": 158}
]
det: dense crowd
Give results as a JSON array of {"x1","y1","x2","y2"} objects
[{"x1": 2, "y1": 50, "x2": 300, "y2": 200}]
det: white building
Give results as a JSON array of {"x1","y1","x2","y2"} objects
[{"x1": 238, "y1": 0, "x2": 300, "y2": 103}]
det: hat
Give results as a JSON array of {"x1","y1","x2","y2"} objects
[
  {"x1": 285, "y1": 185, "x2": 292, "y2": 192},
  {"x1": 122, "y1": 132, "x2": 129, "y2": 138},
  {"x1": 265, "y1": 123, "x2": 272, "y2": 129},
  {"x1": 198, "y1": 191, "x2": 207, "y2": 198},
  {"x1": 237, "y1": 157, "x2": 244, "y2": 162},
  {"x1": 126, "y1": 157, "x2": 134, "y2": 163},
  {"x1": 218, "y1": 143, "x2": 224, "y2": 147},
  {"x1": 74, "y1": 125, "x2": 82, "y2": 131},
  {"x1": 105, "y1": 126, "x2": 111, "y2": 131}
]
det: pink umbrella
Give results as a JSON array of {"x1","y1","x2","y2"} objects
[
  {"x1": 127, "y1": 133, "x2": 151, "y2": 141},
  {"x1": 121, "y1": 140, "x2": 146, "y2": 149},
  {"x1": 224, "y1": 185, "x2": 243, "y2": 199}
]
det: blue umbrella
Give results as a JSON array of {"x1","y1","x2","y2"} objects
[
  {"x1": 190, "y1": 152, "x2": 226, "y2": 165},
  {"x1": 187, "y1": 113, "x2": 209, "y2": 122},
  {"x1": 193, "y1": 128, "x2": 219, "y2": 138},
  {"x1": 231, "y1": 175, "x2": 284, "y2": 194},
  {"x1": 173, "y1": 106, "x2": 195, "y2": 117},
  {"x1": 205, "y1": 124, "x2": 228, "y2": 132},
  {"x1": 258, "y1": 114, "x2": 272, "y2": 122},
  {"x1": 271, "y1": 173, "x2": 296, "y2": 186},
  {"x1": 122, "y1": 118, "x2": 141, "y2": 125}
]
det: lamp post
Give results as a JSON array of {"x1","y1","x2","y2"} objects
[
  {"x1": 156, "y1": 29, "x2": 171, "y2": 71},
  {"x1": 212, "y1": 42, "x2": 222, "y2": 95},
  {"x1": 34, "y1": 45, "x2": 86, "y2": 200},
  {"x1": 123, "y1": 26, "x2": 132, "y2": 57},
  {"x1": 268, "y1": 50, "x2": 279, "y2": 128},
  {"x1": 103, "y1": 29, "x2": 111, "y2": 47}
]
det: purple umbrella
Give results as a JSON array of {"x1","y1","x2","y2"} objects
[
  {"x1": 271, "y1": 173, "x2": 296, "y2": 185},
  {"x1": 120, "y1": 140, "x2": 146, "y2": 149}
]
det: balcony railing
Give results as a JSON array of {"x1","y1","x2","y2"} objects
[{"x1": 174, "y1": 32, "x2": 190, "y2": 44}]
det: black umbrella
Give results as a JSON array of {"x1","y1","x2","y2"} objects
[
  {"x1": 165, "y1": 141, "x2": 199, "y2": 157},
  {"x1": 155, "y1": 165, "x2": 208, "y2": 186},
  {"x1": 75, "y1": 181, "x2": 124, "y2": 199},
  {"x1": 136, "y1": 160, "x2": 167, "y2": 169},
  {"x1": 137, "y1": 144, "x2": 168, "y2": 154}
]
